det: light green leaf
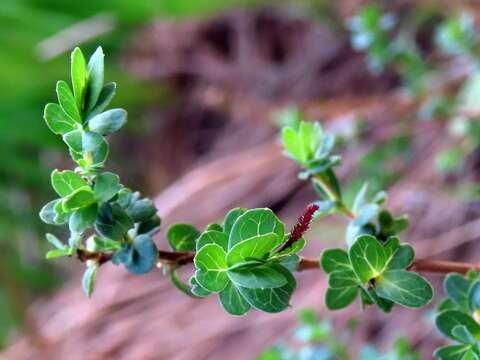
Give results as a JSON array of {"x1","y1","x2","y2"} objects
[
  {"x1": 56, "y1": 80, "x2": 81, "y2": 123},
  {"x1": 227, "y1": 264, "x2": 287, "y2": 288},
  {"x1": 353, "y1": 203, "x2": 379, "y2": 226},
  {"x1": 375, "y1": 270, "x2": 433, "y2": 307},
  {"x1": 63, "y1": 130, "x2": 109, "y2": 165},
  {"x1": 226, "y1": 233, "x2": 278, "y2": 266},
  {"x1": 462, "y1": 349, "x2": 480, "y2": 360},
  {"x1": 40, "y1": 199, "x2": 61, "y2": 225},
  {"x1": 223, "y1": 208, "x2": 246, "y2": 236},
  {"x1": 445, "y1": 273, "x2": 471, "y2": 310},
  {"x1": 386, "y1": 244, "x2": 415, "y2": 270},
  {"x1": 218, "y1": 282, "x2": 251, "y2": 315},
  {"x1": 196, "y1": 230, "x2": 228, "y2": 251},
  {"x1": 167, "y1": 223, "x2": 200, "y2": 251},
  {"x1": 71, "y1": 47, "x2": 87, "y2": 110},
  {"x1": 349, "y1": 235, "x2": 387, "y2": 283},
  {"x1": 62, "y1": 186, "x2": 95, "y2": 212},
  {"x1": 86, "y1": 46, "x2": 104, "y2": 112},
  {"x1": 328, "y1": 269, "x2": 360, "y2": 288},
  {"x1": 353, "y1": 183, "x2": 369, "y2": 214},
  {"x1": 325, "y1": 286, "x2": 358, "y2": 310},
  {"x1": 87, "y1": 82, "x2": 116, "y2": 119},
  {"x1": 194, "y1": 244, "x2": 229, "y2": 292},
  {"x1": 436, "y1": 310, "x2": 480, "y2": 340},
  {"x1": 283, "y1": 127, "x2": 305, "y2": 164},
  {"x1": 44, "y1": 103, "x2": 77, "y2": 135},
  {"x1": 51, "y1": 169, "x2": 87, "y2": 197},
  {"x1": 88, "y1": 109, "x2": 127, "y2": 135},
  {"x1": 94, "y1": 172, "x2": 121, "y2": 202},
  {"x1": 69, "y1": 203, "x2": 98, "y2": 234},
  {"x1": 434, "y1": 345, "x2": 473, "y2": 360},
  {"x1": 321, "y1": 248, "x2": 351, "y2": 273},
  {"x1": 236, "y1": 265, "x2": 296, "y2": 313},
  {"x1": 95, "y1": 203, "x2": 134, "y2": 240},
  {"x1": 228, "y1": 208, "x2": 284, "y2": 250},
  {"x1": 46, "y1": 233, "x2": 65, "y2": 249},
  {"x1": 46, "y1": 248, "x2": 70, "y2": 259},
  {"x1": 82, "y1": 265, "x2": 97, "y2": 298}
]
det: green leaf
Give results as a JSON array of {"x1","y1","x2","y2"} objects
[
  {"x1": 88, "y1": 109, "x2": 127, "y2": 135},
  {"x1": 82, "y1": 266, "x2": 97, "y2": 298},
  {"x1": 189, "y1": 276, "x2": 212, "y2": 298},
  {"x1": 62, "y1": 186, "x2": 95, "y2": 212},
  {"x1": 375, "y1": 270, "x2": 432, "y2": 307},
  {"x1": 206, "y1": 223, "x2": 223, "y2": 232},
  {"x1": 126, "y1": 199, "x2": 156, "y2": 223},
  {"x1": 321, "y1": 248, "x2": 351, "y2": 274},
  {"x1": 93, "y1": 236, "x2": 121, "y2": 251},
  {"x1": 87, "y1": 82, "x2": 116, "y2": 119},
  {"x1": 124, "y1": 234, "x2": 158, "y2": 274},
  {"x1": 353, "y1": 183, "x2": 369, "y2": 214},
  {"x1": 228, "y1": 208, "x2": 284, "y2": 250},
  {"x1": 166, "y1": 223, "x2": 200, "y2": 251},
  {"x1": 69, "y1": 203, "x2": 98, "y2": 234},
  {"x1": 349, "y1": 235, "x2": 387, "y2": 283},
  {"x1": 46, "y1": 233, "x2": 64, "y2": 249},
  {"x1": 226, "y1": 233, "x2": 279, "y2": 266},
  {"x1": 71, "y1": 47, "x2": 87, "y2": 110},
  {"x1": 384, "y1": 236, "x2": 400, "y2": 261},
  {"x1": 434, "y1": 345, "x2": 473, "y2": 360},
  {"x1": 439, "y1": 298, "x2": 459, "y2": 313},
  {"x1": 445, "y1": 273, "x2": 471, "y2": 310},
  {"x1": 436, "y1": 310, "x2": 480, "y2": 340},
  {"x1": 274, "y1": 237, "x2": 305, "y2": 257},
  {"x1": 462, "y1": 350, "x2": 480, "y2": 360},
  {"x1": 353, "y1": 203, "x2": 379, "y2": 226},
  {"x1": 386, "y1": 244, "x2": 415, "y2": 270},
  {"x1": 46, "y1": 248, "x2": 70, "y2": 259},
  {"x1": 325, "y1": 286, "x2": 358, "y2": 310},
  {"x1": 218, "y1": 282, "x2": 251, "y2": 315},
  {"x1": 86, "y1": 46, "x2": 104, "y2": 112},
  {"x1": 227, "y1": 264, "x2": 287, "y2": 288},
  {"x1": 95, "y1": 203, "x2": 134, "y2": 240},
  {"x1": 236, "y1": 265, "x2": 296, "y2": 313},
  {"x1": 169, "y1": 268, "x2": 200, "y2": 299},
  {"x1": 452, "y1": 325, "x2": 476, "y2": 344},
  {"x1": 362, "y1": 287, "x2": 395, "y2": 313},
  {"x1": 196, "y1": 230, "x2": 228, "y2": 251},
  {"x1": 93, "y1": 172, "x2": 121, "y2": 202},
  {"x1": 223, "y1": 208, "x2": 246, "y2": 236},
  {"x1": 468, "y1": 281, "x2": 480, "y2": 312},
  {"x1": 194, "y1": 244, "x2": 229, "y2": 292},
  {"x1": 56, "y1": 80, "x2": 81, "y2": 123},
  {"x1": 137, "y1": 215, "x2": 161, "y2": 236},
  {"x1": 44, "y1": 103, "x2": 77, "y2": 135},
  {"x1": 40, "y1": 199, "x2": 61, "y2": 225},
  {"x1": 328, "y1": 269, "x2": 360, "y2": 288},
  {"x1": 283, "y1": 127, "x2": 305, "y2": 164},
  {"x1": 63, "y1": 130, "x2": 108, "y2": 165},
  {"x1": 51, "y1": 170, "x2": 87, "y2": 197},
  {"x1": 276, "y1": 254, "x2": 301, "y2": 271}
]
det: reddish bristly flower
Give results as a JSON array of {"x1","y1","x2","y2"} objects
[{"x1": 287, "y1": 204, "x2": 320, "y2": 244}]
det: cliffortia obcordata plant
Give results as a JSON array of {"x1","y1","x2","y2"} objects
[{"x1": 40, "y1": 47, "x2": 480, "y2": 360}]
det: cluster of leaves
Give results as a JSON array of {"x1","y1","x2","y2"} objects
[
  {"x1": 257, "y1": 308, "x2": 420, "y2": 360},
  {"x1": 166, "y1": 208, "x2": 302, "y2": 315},
  {"x1": 349, "y1": 5, "x2": 480, "y2": 174},
  {"x1": 39, "y1": 47, "x2": 161, "y2": 296},
  {"x1": 434, "y1": 271, "x2": 480, "y2": 359}
]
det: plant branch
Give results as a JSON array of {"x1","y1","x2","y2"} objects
[{"x1": 77, "y1": 249, "x2": 480, "y2": 275}]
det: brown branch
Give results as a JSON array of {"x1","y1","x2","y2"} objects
[{"x1": 77, "y1": 249, "x2": 480, "y2": 275}]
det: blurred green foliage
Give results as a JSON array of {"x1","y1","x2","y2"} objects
[{"x1": 0, "y1": 0, "x2": 268, "y2": 348}]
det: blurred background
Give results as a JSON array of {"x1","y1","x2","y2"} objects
[{"x1": 3, "y1": 0, "x2": 480, "y2": 359}]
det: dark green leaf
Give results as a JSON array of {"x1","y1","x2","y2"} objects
[
  {"x1": 44, "y1": 103, "x2": 77, "y2": 135},
  {"x1": 88, "y1": 109, "x2": 127, "y2": 135},
  {"x1": 236, "y1": 265, "x2": 296, "y2": 313},
  {"x1": 321, "y1": 248, "x2": 351, "y2": 273},
  {"x1": 362, "y1": 287, "x2": 395, "y2": 313},
  {"x1": 468, "y1": 281, "x2": 480, "y2": 312},
  {"x1": 228, "y1": 208, "x2": 284, "y2": 250},
  {"x1": 196, "y1": 230, "x2": 228, "y2": 251},
  {"x1": 328, "y1": 269, "x2": 360, "y2": 288},
  {"x1": 227, "y1": 264, "x2": 287, "y2": 288},
  {"x1": 169, "y1": 268, "x2": 200, "y2": 299},
  {"x1": 386, "y1": 244, "x2": 414, "y2": 270},
  {"x1": 325, "y1": 286, "x2": 358, "y2": 310},
  {"x1": 137, "y1": 215, "x2": 162, "y2": 236},
  {"x1": 218, "y1": 282, "x2": 251, "y2": 315},
  {"x1": 434, "y1": 345, "x2": 473, "y2": 360},
  {"x1": 88, "y1": 82, "x2": 116, "y2": 119},
  {"x1": 276, "y1": 254, "x2": 301, "y2": 271},
  {"x1": 436, "y1": 310, "x2": 480, "y2": 340},
  {"x1": 51, "y1": 169, "x2": 87, "y2": 197},
  {"x1": 126, "y1": 199, "x2": 156, "y2": 223},
  {"x1": 375, "y1": 270, "x2": 432, "y2": 307},
  {"x1": 124, "y1": 234, "x2": 158, "y2": 274},
  {"x1": 190, "y1": 276, "x2": 212, "y2": 298},
  {"x1": 445, "y1": 273, "x2": 471, "y2": 310},
  {"x1": 166, "y1": 223, "x2": 200, "y2": 251},
  {"x1": 95, "y1": 203, "x2": 133, "y2": 240},
  {"x1": 94, "y1": 172, "x2": 121, "y2": 202},
  {"x1": 452, "y1": 325, "x2": 476, "y2": 344},
  {"x1": 206, "y1": 223, "x2": 223, "y2": 232}
]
